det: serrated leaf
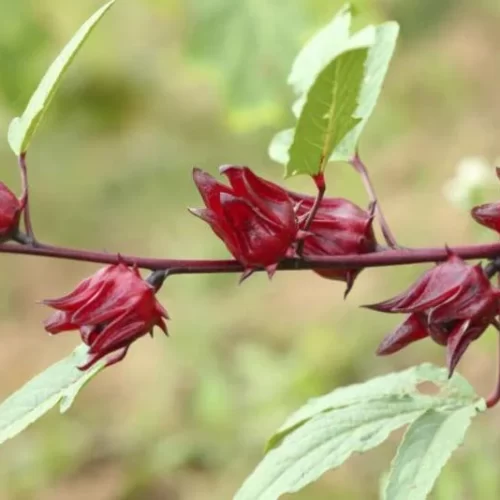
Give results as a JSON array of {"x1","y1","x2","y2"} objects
[
  {"x1": 285, "y1": 47, "x2": 368, "y2": 177},
  {"x1": 287, "y1": 3, "x2": 354, "y2": 96},
  {"x1": 331, "y1": 21, "x2": 399, "y2": 161},
  {"x1": 0, "y1": 345, "x2": 104, "y2": 445},
  {"x1": 289, "y1": 26, "x2": 375, "y2": 119},
  {"x1": 272, "y1": 363, "x2": 474, "y2": 446},
  {"x1": 236, "y1": 399, "x2": 430, "y2": 500},
  {"x1": 7, "y1": 0, "x2": 115, "y2": 156},
  {"x1": 235, "y1": 365, "x2": 482, "y2": 500},
  {"x1": 270, "y1": 4, "x2": 399, "y2": 173},
  {"x1": 384, "y1": 404, "x2": 485, "y2": 500}
]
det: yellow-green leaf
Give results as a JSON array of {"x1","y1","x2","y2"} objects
[
  {"x1": 0, "y1": 345, "x2": 104, "y2": 445},
  {"x1": 285, "y1": 47, "x2": 367, "y2": 177},
  {"x1": 269, "y1": 4, "x2": 399, "y2": 176},
  {"x1": 384, "y1": 405, "x2": 485, "y2": 500},
  {"x1": 7, "y1": 0, "x2": 115, "y2": 156}
]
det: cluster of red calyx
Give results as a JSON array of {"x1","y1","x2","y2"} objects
[
  {"x1": 366, "y1": 170, "x2": 500, "y2": 378},
  {"x1": 43, "y1": 263, "x2": 169, "y2": 369},
  {"x1": 37, "y1": 163, "x2": 500, "y2": 376},
  {"x1": 190, "y1": 165, "x2": 377, "y2": 288},
  {"x1": 0, "y1": 182, "x2": 23, "y2": 242},
  {"x1": 39, "y1": 165, "x2": 378, "y2": 370},
  {"x1": 368, "y1": 167, "x2": 500, "y2": 377},
  {"x1": 367, "y1": 250, "x2": 500, "y2": 376}
]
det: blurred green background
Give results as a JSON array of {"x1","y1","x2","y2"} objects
[{"x1": 1, "y1": 0, "x2": 500, "y2": 498}]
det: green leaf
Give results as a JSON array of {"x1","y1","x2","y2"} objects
[
  {"x1": 331, "y1": 22, "x2": 399, "y2": 161},
  {"x1": 235, "y1": 365, "x2": 483, "y2": 500},
  {"x1": 285, "y1": 47, "x2": 367, "y2": 177},
  {"x1": 287, "y1": 4, "x2": 354, "y2": 96},
  {"x1": 268, "y1": 128, "x2": 294, "y2": 166},
  {"x1": 384, "y1": 405, "x2": 485, "y2": 500},
  {"x1": 7, "y1": 0, "x2": 115, "y2": 156},
  {"x1": 236, "y1": 399, "x2": 428, "y2": 500},
  {"x1": 0, "y1": 345, "x2": 104, "y2": 445},
  {"x1": 269, "y1": 3, "x2": 399, "y2": 174},
  {"x1": 271, "y1": 363, "x2": 473, "y2": 447}
]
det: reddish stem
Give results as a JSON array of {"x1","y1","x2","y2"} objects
[
  {"x1": 303, "y1": 172, "x2": 326, "y2": 231},
  {"x1": 1, "y1": 240, "x2": 500, "y2": 273},
  {"x1": 350, "y1": 153, "x2": 398, "y2": 248},
  {"x1": 18, "y1": 153, "x2": 38, "y2": 246},
  {"x1": 296, "y1": 172, "x2": 326, "y2": 255},
  {"x1": 487, "y1": 329, "x2": 500, "y2": 408}
]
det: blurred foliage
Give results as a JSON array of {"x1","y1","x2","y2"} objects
[
  {"x1": 185, "y1": 0, "x2": 305, "y2": 128},
  {"x1": 1, "y1": 0, "x2": 500, "y2": 499}
]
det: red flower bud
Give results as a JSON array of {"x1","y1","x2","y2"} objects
[
  {"x1": 471, "y1": 168, "x2": 500, "y2": 232},
  {"x1": 287, "y1": 190, "x2": 377, "y2": 293},
  {"x1": 366, "y1": 251, "x2": 500, "y2": 376},
  {"x1": 471, "y1": 203, "x2": 500, "y2": 233},
  {"x1": 43, "y1": 263, "x2": 169, "y2": 370},
  {"x1": 190, "y1": 166, "x2": 303, "y2": 279},
  {"x1": 0, "y1": 182, "x2": 22, "y2": 241}
]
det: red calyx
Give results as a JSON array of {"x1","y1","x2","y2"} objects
[
  {"x1": 287, "y1": 189, "x2": 377, "y2": 295},
  {"x1": 43, "y1": 263, "x2": 169, "y2": 370},
  {"x1": 471, "y1": 203, "x2": 500, "y2": 233},
  {"x1": 0, "y1": 182, "x2": 23, "y2": 241},
  {"x1": 366, "y1": 251, "x2": 500, "y2": 376},
  {"x1": 471, "y1": 168, "x2": 500, "y2": 233},
  {"x1": 189, "y1": 166, "x2": 302, "y2": 280}
]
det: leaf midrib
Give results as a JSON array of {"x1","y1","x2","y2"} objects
[{"x1": 320, "y1": 57, "x2": 341, "y2": 172}]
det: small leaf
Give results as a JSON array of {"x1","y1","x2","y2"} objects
[
  {"x1": 7, "y1": 0, "x2": 115, "y2": 156},
  {"x1": 384, "y1": 404, "x2": 485, "y2": 500},
  {"x1": 268, "y1": 128, "x2": 294, "y2": 165},
  {"x1": 287, "y1": 4, "x2": 354, "y2": 96},
  {"x1": 0, "y1": 345, "x2": 104, "y2": 445},
  {"x1": 285, "y1": 47, "x2": 368, "y2": 177},
  {"x1": 331, "y1": 22, "x2": 399, "y2": 162},
  {"x1": 269, "y1": 4, "x2": 399, "y2": 174}
]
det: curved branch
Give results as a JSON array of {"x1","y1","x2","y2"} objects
[{"x1": 1, "y1": 240, "x2": 500, "y2": 274}]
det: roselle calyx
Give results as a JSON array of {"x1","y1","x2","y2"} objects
[
  {"x1": 43, "y1": 263, "x2": 169, "y2": 370},
  {"x1": 366, "y1": 251, "x2": 500, "y2": 376},
  {"x1": 471, "y1": 167, "x2": 500, "y2": 233},
  {"x1": 0, "y1": 182, "x2": 23, "y2": 242},
  {"x1": 287, "y1": 190, "x2": 377, "y2": 294},
  {"x1": 190, "y1": 165, "x2": 307, "y2": 280},
  {"x1": 471, "y1": 203, "x2": 500, "y2": 233}
]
